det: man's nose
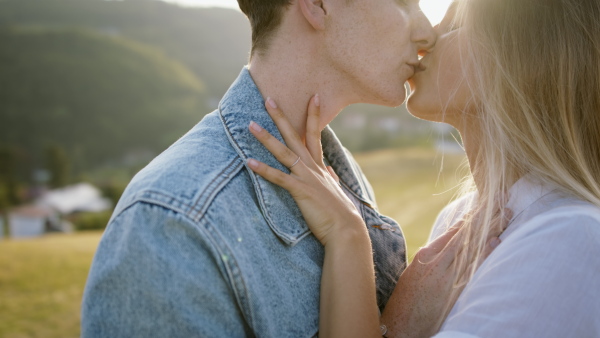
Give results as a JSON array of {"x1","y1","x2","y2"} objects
[{"x1": 412, "y1": 11, "x2": 436, "y2": 55}]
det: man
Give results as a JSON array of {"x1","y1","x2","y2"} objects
[{"x1": 81, "y1": 0, "x2": 435, "y2": 336}]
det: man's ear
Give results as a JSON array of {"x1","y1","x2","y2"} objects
[{"x1": 299, "y1": 0, "x2": 327, "y2": 31}]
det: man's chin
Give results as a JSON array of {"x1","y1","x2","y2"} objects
[
  {"x1": 360, "y1": 84, "x2": 406, "y2": 107},
  {"x1": 381, "y1": 88, "x2": 407, "y2": 108}
]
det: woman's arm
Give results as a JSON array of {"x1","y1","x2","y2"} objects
[
  {"x1": 247, "y1": 95, "x2": 381, "y2": 336},
  {"x1": 320, "y1": 222, "x2": 381, "y2": 337},
  {"x1": 247, "y1": 96, "x2": 502, "y2": 337}
]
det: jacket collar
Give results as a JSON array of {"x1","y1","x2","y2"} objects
[{"x1": 218, "y1": 68, "x2": 376, "y2": 245}]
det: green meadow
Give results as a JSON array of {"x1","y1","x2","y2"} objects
[
  {"x1": 0, "y1": 147, "x2": 466, "y2": 338},
  {"x1": 358, "y1": 148, "x2": 468, "y2": 257}
]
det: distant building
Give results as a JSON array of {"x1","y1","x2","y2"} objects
[
  {"x1": 36, "y1": 183, "x2": 112, "y2": 215},
  {"x1": 8, "y1": 205, "x2": 62, "y2": 239},
  {"x1": 6, "y1": 183, "x2": 111, "y2": 239}
]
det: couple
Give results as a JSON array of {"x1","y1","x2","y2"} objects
[{"x1": 82, "y1": 0, "x2": 600, "y2": 337}]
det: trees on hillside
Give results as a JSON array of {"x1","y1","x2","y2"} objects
[
  {"x1": 0, "y1": 146, "x2": 20, "y2": 210},
  {"x1": 0, "y1": 28, "x2": 207, "y2": 176},
  {"x1": 46, "y1": 145, "x2": 70, "y2": 188}
]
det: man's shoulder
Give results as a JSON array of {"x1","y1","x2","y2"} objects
[{"x1": 114, "y1": 110, "x2": 247, "y2": 218}]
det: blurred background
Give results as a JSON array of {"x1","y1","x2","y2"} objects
[{"x1": 0, "y1": 0, "x2": 462, "y2": 336}]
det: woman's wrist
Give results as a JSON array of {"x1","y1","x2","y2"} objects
[
  {"x1": 319, "y1": 214, "x2": 380, "y2": 338},
  {"x1": 322, "y1": 215, "x2": 369, "y2": 248}
]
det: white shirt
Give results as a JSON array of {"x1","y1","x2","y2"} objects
[{"x1": 429, "y1": 176, "x2": 600, "y2": 338}]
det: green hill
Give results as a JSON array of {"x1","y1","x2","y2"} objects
[
  {"x1": 0, "y1": 27, "x2": 207, "y2": 172},
  {"x1": 0, "y1": 0, "x2": 444, "y2": 182},
  {"x1": 0, "y1": 0, "x2": 251, "y2": 99}
]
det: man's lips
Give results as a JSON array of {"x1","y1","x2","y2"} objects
[{"x1": 408, "y1": 61, "x2": 426, "y2": 77}]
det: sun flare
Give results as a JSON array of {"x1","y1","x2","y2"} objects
[{"x1": 420, "y1": 0, "x2": 454, "y2": 24}]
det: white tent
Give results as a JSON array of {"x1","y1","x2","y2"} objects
[{"x1": 37, "y1": 183, "x2": 112, "y2": 215}]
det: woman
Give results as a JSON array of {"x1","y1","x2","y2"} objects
[{"x1": 247, "y1": 0, "x2": 600, "y2": 336}]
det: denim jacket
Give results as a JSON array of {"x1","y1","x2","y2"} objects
[{"x1": 81, "y1": 68, "x2": 406, "y2": 338}]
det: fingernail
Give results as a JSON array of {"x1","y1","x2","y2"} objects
[
  {"x1": 314, "y1": 94, "x2": 320, "y2": 107},
  {"x1": 247, "y1": 158, "x2": 259, "y2": 169},
  {"x1": 489, "y1": 237, "x2": 501, "y2": 249},
  {"x1": 266, "y1": 97, "x2": 277, "y2": 109},
  {"x1": 250, "y1": 121, "x2": 262, "y2": 132}
]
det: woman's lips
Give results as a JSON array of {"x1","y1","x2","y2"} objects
[
  {"x1": 407, "y1": 61, "x2": 426, "y2": 77},
  {"x1": 415, "y1": 61, "x2": 427, "y2": 72},
  {"x1": 408, "y1": 61, "x2": 426, "y2": 80}
]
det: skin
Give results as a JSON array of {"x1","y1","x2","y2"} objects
[
  {"x1": 406, "y1": 1, "x2": 468, "y2": 125},
  {"x1": 406, "y1": 3, "x2": 491, "y2": 190},
  {"x1": 245, "y1": 4, "x2": 433, "y2": 333},
  {"x1": 247, "y1": 98, "x2": 507, "y2": 337},
  {"x1": 245, "y1": 1, "x2": 506, "y2": 337},
  {"x1": 321, "y1": 0, "x2": 429, "y2": 107},
  {"x1": 248, "y1": 0, "x2": 435, "y2": 138}
]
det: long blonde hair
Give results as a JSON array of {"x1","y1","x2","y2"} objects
[{"x1": 450, "y1": 0, "x2": 600, "y2": 290}]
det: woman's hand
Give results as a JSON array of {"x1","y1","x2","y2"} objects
[
  {"x1": 248, "y1": 95, "x2": 381, "y2": 337},
  {"x1": 247, "y1": 95, "x2": 366, "y2": 246},
  {"x1": 381, "y1": 205, "x2": 511, "y2": 338}
]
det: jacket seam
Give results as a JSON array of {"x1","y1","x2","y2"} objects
[
  {"x1": 196, "y1": 216, "x2": 258, "y2": 333},
  {"x1": 188, "y1": 158, "x2": 245, "y2": 222},
  {"x1": 112, "y1": 198, "x2": 257, "y2": 334},
  {"x1": 218, "y1": 107, "x2": 308, "y2": 245},
  {"x1": 110, "y1": 191, "x2": 195, "y2": 222},
  {"x1": 111, "y1": 160, "x2": 244, "y2": 222}
]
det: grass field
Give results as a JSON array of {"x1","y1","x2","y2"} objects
[
  {"x1": 0, "y1": 147, "x2": 467, "y2": 338},
  {"x1": 0, "y1": 232, "x2": 101, "y2": 338},
  {"x1": 357, "y1": 147, "x2": 468, "y2": 257}
]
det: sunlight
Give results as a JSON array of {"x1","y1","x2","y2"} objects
[{"x1": 420, "y1": 0, "x2": 454, "y2": 24}]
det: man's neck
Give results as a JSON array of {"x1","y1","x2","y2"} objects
[{"x1": 248, "y1": 50, "x2": 358, "y2": 140}]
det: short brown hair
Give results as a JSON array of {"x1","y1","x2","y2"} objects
[{"x1": 237, "y1": 0, "x2": 292, "y2": 56}]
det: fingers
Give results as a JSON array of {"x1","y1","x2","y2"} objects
[
  {"x1": 247, "y1": 158, "x2": 299, "y2": 192},
  {"x1": 480, "y1": 208, "x2": 512, "y2": 262},
  {"x1": 249, "y1": 121, "x2": 306, "y2": 171},
  {"x1": 488, "y1": 206, "x2": 512, "y2": 239},
  {"x1": 428, "y1": 224, "x2": 462, "y2": 255},
  {"x1": 264, "y1": 97, "x2": 310, "y2": 162},
  {"x1": 481, "y1": 237, "x2": 501, "y2": 261},
  {"x1": 415, "y1": 225, "x2": 461, "y2": 266},
  {"x1": 305, "y1": 94, "x2": 325, "y2": 168},
  {"x1": 326, "y1": 166, "x2": 340, "y2": 184},
  {"x1": 501, "y1": 208, "x2": 513, "y2": 232},
  {"x1": 435, "y1": 226, "x2": 465, "y2": 269}
]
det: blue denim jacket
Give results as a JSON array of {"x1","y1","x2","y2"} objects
[{"x1": 81, "y1": 68, "x2": 406, "y2": 337}]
